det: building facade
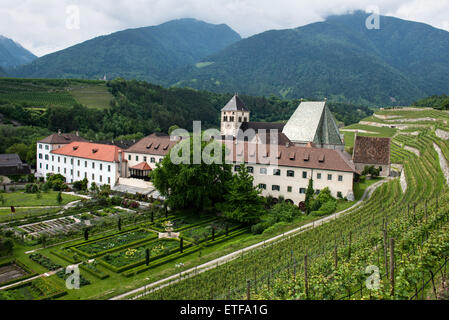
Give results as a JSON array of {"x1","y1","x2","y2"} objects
[
  {"x1": 39, "y1": 141, "x2": 125, "y2": 186},
  {"x1": 124, "y1": 133, "x2": 178, "y2": 178},
  {"x1": 226, "y1": 142, "x2": 356, "y2": 204},
  {"x1": 36, "y1": 131, "x2": 87, "y2": 179}
]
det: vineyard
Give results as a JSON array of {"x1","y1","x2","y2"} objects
[
  {"x1": 0, "y1": 78, "x2": 112, "y2": 109},
  {"x1": 137, "y1": 107, "x2": 449, "y2": 300}
]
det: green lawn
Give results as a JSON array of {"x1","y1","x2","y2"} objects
[{"x1": 0, "y1": 191, "x2": 81, "y2": 208}]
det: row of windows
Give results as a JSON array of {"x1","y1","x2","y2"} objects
[
  {"x1": 234, "y1": 166, "x2": 343, "y2": 181},
  {"x1": 38, "y1": 144, "x2": 50, "y2": 150},
  {"x1": 38, "y1": 155, "x2": 112, "y2": 172},
  {"x1": 223, "y1": 116, "x2": 248, "y2": 122},
  {"x1": 39, "y1": 163, "x2": 111, "y2": 184},
  {"x1": 258, "y1": 184, "x2": 341, "y2": 195},
  {"x1": 128, "y1": 155, "x2": 162, "y2": 163}
]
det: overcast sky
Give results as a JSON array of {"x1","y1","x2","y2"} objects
[{"x1": 1, "y1": 0, "x2": 449, "y2": 57}]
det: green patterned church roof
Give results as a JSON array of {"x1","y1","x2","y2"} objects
[{"x1": 282, "y1": 101, "x2": 343, "y2": 146}]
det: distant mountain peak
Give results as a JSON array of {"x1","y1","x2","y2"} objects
[
  {"x1": 13, "y1": 18, "x2": 241, "y2": 83},
  {"x1": 0, "y1": 35, "x2": 36, "y2": 68}
]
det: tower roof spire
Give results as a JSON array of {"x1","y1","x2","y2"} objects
[{"x1": 221, "y1": 94, "x2": 249, "y2": 112}]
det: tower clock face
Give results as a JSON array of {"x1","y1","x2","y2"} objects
[{"x1": 226, "y1": 123, "x2": 231, "y2": 129}]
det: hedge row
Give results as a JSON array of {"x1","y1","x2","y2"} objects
[
  {"x1": 180, "y1": 224, "x2": 244, "y2": 245},
  {"x1": 79, "y1": 262, "x2": 109, "y2": 280},
  {"x1": 64, "y1": 226, "x2": 140, "y2": 249},
  {"x1": 148, "y1": 216, "x2": 216, "y2": 233},
  {"x1": 50, "y1": 249, "x2": 81, "y2": 264}
]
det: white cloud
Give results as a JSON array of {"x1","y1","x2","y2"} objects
[{"x1": 0, "y1": 0, "x2": 447, "y2": 57}]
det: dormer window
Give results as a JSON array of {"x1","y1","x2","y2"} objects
[
  {"x1": 73, "y1": 146, "x2": 79, "y2": 151},
  {"x1": 146, "y1": 143, "x2": 153, "y2": 149},
  {"x1": 92, "y1": 149, "x2": 98, "y2": 153},
  {"x1": 319, "y1": 154, "x2": 325, "y2": 162},
  {"x1": 154, "y1": 143, "x2": 160, "y2": 150},
  {"x1": 303, "y1": 152, "x2": 310, "y2": 161}
]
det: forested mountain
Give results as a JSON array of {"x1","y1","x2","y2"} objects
[
  {"x1": 172, "y1": 11, "x2": 449, "y2": 106},
  {"x1": 413, "y1": 94, "x2": 449, "y2": 110},
  {"x1": 0, "y1": 35, "x2": 36, "y2": 68},
  {"x1": 0, "y1": 78, "x2": 372, "y2": 165},
  {"x1": 13, "y1": 19, "x2": 241, "y2": 83}
]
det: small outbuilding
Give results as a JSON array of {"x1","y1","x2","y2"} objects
[
  {"x1": 352, "y1": 135, "x2": 391, "y2": 177},
  {"x1": 0, "y1": 154, "x2": 31, "y2": 176}
]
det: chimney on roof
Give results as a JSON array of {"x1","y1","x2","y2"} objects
[{"x1": 58, "y1": 129, "x2": 62, "y2": 136}]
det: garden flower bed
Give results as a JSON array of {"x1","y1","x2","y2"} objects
[
  {"x1": 29, "y1": 253, "x2": 61, "y2": 271},
  {"x1": 99, "y1": 238, "x2": 184, "y2": 273},
  {"x1": 0, "y1": 278, "x2": 66, "y2": 300},
  {"x1": 72, "y1": 228, "x2": 158, "y2": 258},
  {"x1": 56, "y1": 269, "x2": 90, "y2": 287},
  {"x1": 181, "y1": 220, "x2": 241, "y2": 241},
  {"x1": 79, "y1": 261, "x2": 109, "y2": 280}
]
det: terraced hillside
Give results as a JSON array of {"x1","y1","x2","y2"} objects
[
  {"x1": 137, "y1": 107, "x2": 449, "y2": 300},
  {"x1": 0, "y1": 78, "x2": 113, "y2": 109}
]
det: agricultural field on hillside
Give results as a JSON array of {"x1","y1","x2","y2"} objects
[
  {"x1": 0, "y1": 79, "x2": 77, "y2": 107},
  {"x1": 0, "y1": 78, "x2": 111, "y2": 109},
  {"x1": 68, "y1": 83, "x2": 113, "y2": 109}
]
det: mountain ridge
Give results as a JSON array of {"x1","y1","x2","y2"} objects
[
  {"x1": 13, "y1": 18, "x2": 241, "y2": 83},
  {"x1": 171, "y1": 12, "x2": 449, "y2": 106},
  {"x1": 0, "y1": 35, "x2": 36, "y2": 68}
]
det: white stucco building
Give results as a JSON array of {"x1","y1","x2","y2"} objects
[
  {"x1": 37, "y1": 140, "x2": 125, "y2": 186},
  {"x1": 226, "y1": 141, "x2": 356, "y2": 204}
]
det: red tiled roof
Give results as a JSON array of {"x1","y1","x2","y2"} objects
[
  {"x1": 125, "y1": 133, "x2": 178, "y2": 156},
  {"x1": 51, "y1": 142, "x2": 122, "y2": 162},
  {"x1": 130, "y1": 162, "x2": 152, "y2": 171},
  {"x1": 352, "y1": 136, "x2": 391, "y2": 165},
  {"x1": 225, "y1": 142, "x2": 357, "y2": 173}
]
